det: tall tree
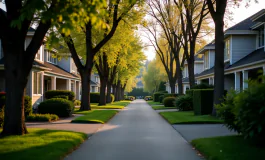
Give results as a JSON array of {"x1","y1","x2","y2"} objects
[
  {"x1": 0, "y1": 0, "x2": 82, "y2": 135},
  {"x1": 61, "y1": 0, "x2": 140, "y2": 110},
  {"x1": 175, "y1": 0, "x2": 210, "y2": 88},
  {"x1": 144, "y1": 0, "x2": 184, "y2": 94},
  {"x1": 206, "y1": 0, "x2": 227, "y2": 115}
]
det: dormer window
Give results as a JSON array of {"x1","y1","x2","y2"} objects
[
  {"x1": 47, "y1": 51, "x2": 57, "y2": 64},
  {"x1": 224, "y1": 39, "x2": 230, "y2": 61},
  {"x1": 258, "y1": 27, "x2": 264, "y2": 48}
]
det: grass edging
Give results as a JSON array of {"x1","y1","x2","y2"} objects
[
  {"x1": 0, "y1": 128, "x2": 87, "y2": 160},
  {"x1": 191, "y1": 135, "x2": 265, "y2": 160},
  {"x1": 72, "y1": 110, "x2": 119, "y2": 124},
  {"x1": 159, "y1": 111, "x2": 223, "y2": 124}
]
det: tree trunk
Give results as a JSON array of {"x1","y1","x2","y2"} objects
[
  {"x1": 98, "y1": 78, "x2": 107, "y2": 106},
  {"x1": 79, "y1": 69, "x2": 92, "y2": 111},
  {"x1": 106, "y1": 82, "x2": 112, "y2": 103},
  {"x1": 112, "y1": 84, "x2": 117, "y2": 101},
  {"x1": 188, "y1": 43, "x2": 196, "y2": 88},
  {"x1": 212, "y1": 18, "x2": 225, "y2": 116},
  {"x1": 169, "y1": 81, "x2": 176, "y2": 94},
  {"x1": 176, "y1": 61, "x2": 183, "y2": 94},
  {"x1": 121, "y1": 88, "x2": 125, "y2": 100},
  {"x1": 116, "y1": 81, "x2": 121, "y2": 101}
]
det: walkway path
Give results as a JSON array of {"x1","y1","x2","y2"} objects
[{"x1": 65, "y1": 99, "x2": 201, "y2": 160}]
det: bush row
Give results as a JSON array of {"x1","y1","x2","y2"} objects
[
  {"x1": 90, "y1": 92, "x2": 115, "y2": 103},
  {"x1": 26, "y1": 113, "x2": 59, "y2": 122},
  {"x1": 45, "y1": 90, "x2": 75, "y2": 101}
]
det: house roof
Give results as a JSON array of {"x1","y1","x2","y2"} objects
[
  {"x1": 226, "y1": 9, "x2": 265, "y2": 31},
  {"x1": 227, "y1": 48, "x2": 265, "y2": 70},
  {"x1": 0, "y1": 58, "x2": 49, "y2": 70},
  {"x1": 43, "y1": 62, "x2": 80, "y2": 79}
]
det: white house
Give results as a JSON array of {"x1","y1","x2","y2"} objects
[{"x1": 196, "y1": 9, "x2": 265, "y2": 91}]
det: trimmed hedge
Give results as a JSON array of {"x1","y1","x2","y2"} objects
[
  {"x1": 153, "y1": 92, "x2": 164, "y2": 102},
  {"x1": 74, "y1": 100, "x2": 81, "y2": 106},
  {"x1": 45, "y1": 90, "x2": 75, "y2": 101},
  {"x1": 175, "y1": 94, "x2": 193, "y2": 111},
  {"x1": 193, "y1": 89, "x2": 214, "y2": 115},
  {"x1": 26, "y1": 113, "x2": 59, "y2": 122},
  {"x1": 53, "y1": 95, "x2": 69, "y2": 100},
  {"x1": 90, "y1": 93, "x2": 115, "y2": 103},
  {"x1": 164, "y1": 93, "x2": 178, "y2": 98},
  {"x1": 38, "y1": 98, "x2": 74, "y2": 117},
  {"x1": 159, "y1": 95, "x2": 164, "y2": 103},
  {"x1": 191, "y1": 83, "x2": 214, "y2": 89},
  {"x1": 163, "y1": 97, "x2": 175, "y2": 107},
  {"x1": 186, "y1": 90, "x2": 193, "y2": 97}
]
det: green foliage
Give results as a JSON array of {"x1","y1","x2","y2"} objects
[
  {"x1": 153, "y1": 92, "x2": 166, "y2": 102},
  {"x1": 163, "y1": 97, "x2": 175, "y2": 107},
  {"x1": 74, "y1": 100, "x2": 81, "y2": 106},
  {"x1": 110, "y1": 94, "x2": 115, "y2": 103},
  {"x1": 24, "y1": 95, "x2": 32, "y2": 117},
  {"x1": 193, "y1": 89, "x2": 214, "y2": 115},
  {"x1": 215, "y1": 90, "x2": 241, "y2": 133},
  {"x1": 186, "y1": 90, "x2": 193, "y2": 97},
  {"x1": 191, "y1": 83, "x2": 214, "y2": 89},
  {"x1": 164, "y1": 93, "x2": 178, "y2": 98},
  {"x1": 158, "y1": 81, "x2": 166, "y2": 91},
  {"x1": 128, "y1": 88, "x2": 150, "y2": 97},
  {"x1": 26, "y1": 114, "x2": 59, "y2": 122},
  {"x1": 0, "y1": 106, "x2": 4, "y2": 127},
  {"x1": 175, "y1": 95, "x2": 193, "y2": 111},
  {"x1": 45, "y1": 90, "x2": 75, "y2": 101},
  {"x1": 144, "y1": 96, "x2": 153, "y2": 101},
  {"x1": 159, "y1": 95, "x2": 164, "y2": 103},
  {"x1": 53, "y1": 95, "x2": 69, "y2": 100},
  {"x1": 38, "y1": 98, "x2": 74, "y2": 117}
]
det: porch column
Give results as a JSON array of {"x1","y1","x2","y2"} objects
[
  {"x1": 242, "y1": 70, "x2": 249, "y2": 90},
  {"x1": 66, "y1": 79, "x2": 71, "y2": 91},
  {"x1": 51, "y1": 77, "x2": 56, "y2": 90},
  {"x1": 234, "y1": 72, "x2": 241, "y2": 91}
]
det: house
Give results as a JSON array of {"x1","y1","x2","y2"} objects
[
  {"x1": 196, "y1": 9, "x2": 265, "y2": 91},
  {"x1": 165, "y1": 54, "x2": 204, "y2": 94},
  {"x1": 0, "y1": 27, "x2": 102, "y2": 108},
  {"x1": 90, "y1": 73, "x2": 100, "y2": 92}
]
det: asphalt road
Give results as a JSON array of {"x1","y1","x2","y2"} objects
[{"x1": 65, "y1": 99, "x2": 202, "y2": 160}]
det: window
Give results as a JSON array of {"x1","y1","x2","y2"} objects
[
  {"x1": 47, "y1": 51, "x2": 57, "y2": 64},
  {"x1": 33, "y1": 72, "x2": 42, "y2": 94},
  {"x1": 258, "y1": 28, "x2": 264, "y2": 48},
  {"x1": 224, "y1": 39, "x2": 230, "y2": 61},
  {"x1": 204, "y1": 51, "x2": 209, "y2": 69}
]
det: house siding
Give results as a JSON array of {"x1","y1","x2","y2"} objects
[
  {"x1": 231, "y1": 35, "x2": 256, "y2": 64},
  {"x1": 57, "y1": 57, "x2": 71, "y2": 72},
  {"x1": 32, "y1": 95, "x2": 42, "y2": 107},
  {"x1": 195, "y1": 63, "x2": 203, "y2": 74},
  {"x1": 209, "y1": 50, "x2": 215, "y2": 68}
]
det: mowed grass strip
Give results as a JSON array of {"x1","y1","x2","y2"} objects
[
  {"x1": 192, "y1": 135, "x2": 265, "y2": 160},
  {"x1": 159, "y1": 111, "x2": 223, "y2": 124},
  {"x1": 75, "y1": 101, "x2": 130, "y2": 111},
  {"x1": 72, "y1": 110, "x2": 118, "y2": 124},
  {"x1": 151, "y1": 105, "x2": 177, "y2": 110},
  {"x1": 0, "y1": 129, "x2": 87, "y2": 160},
  {"x1": 147, "y1": 101, "x2": 162, "y2": 106}
]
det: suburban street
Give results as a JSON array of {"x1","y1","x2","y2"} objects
[{"x1": 65, "y1": 99, "x2": 201, "y2": 160}]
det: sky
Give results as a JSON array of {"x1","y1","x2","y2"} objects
[{"x1": 1, "y1": 2, "x2": 265, "y2": 60}]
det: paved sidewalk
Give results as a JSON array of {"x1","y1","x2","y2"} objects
[
  {"x1": 65, "y1": 100, "x2": 201, "y2": 160},
  {"x1": 173, "y1": 124, "x2": 237, "y2": 142},
  {"x1": 27, "y1": 114, "x2": 103, "y2": 135}
]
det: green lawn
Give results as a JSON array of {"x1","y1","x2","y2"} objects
[
  {"x1": 72, "y1": 110, "x2": 118, "y2": 124},
  {"x1": 147, "y1": 101, "x2": 162, "y2": 105},
  {"x1": 192, "y1": 135, "x2": 265, "y2": 160},
  {"x1": 152, "y1": 105, "x2": 177, "y2": 110},
  {"x1": 0, "y1": 129, "x2": 87, "y2": 160},
  {"x1": 159, "y1": 111, "x2": 223, "y2": 124},
  {"x1": 76, "y1": 101, "x2": 130, "y2": 110}
]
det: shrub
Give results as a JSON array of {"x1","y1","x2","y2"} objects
[
  {"x1": 74, "y1": 100, "x2": 81, "y2": 106},
  {"x1": 159, "y1": 95, "x2": 164, "y2": 103},
  {"x1": 53, "y1": 95, "x2": 69, "y2": 100},
  {"x1": 175, "y1": 95, "x2": 193, "y2": 111},
  {"x1": 153, "y1": 92, "x2": 165, "y2": 102},
  {"x1": 193, "y1": 89, "x2": 214, "y2": 115},
  {"x1": 144, "y1": 96, "x2": 152, "y2": 101},
  {"x1": 38, "y1": 98, "x2": 74, "y2": 117},
  {"x1": 191, "y1": 83, "x2": 214, "y2": 89},
  {"x1": 90, "y1": 92, "x2": 100, "y2": 103},
  {"x1": 163, "y1": 97, "x2": 175, "y2": 107},
  {"x1": 45, "y1": 90, "x2": 75, "y2": 101},
  {"x1": 26, "y1": 113, "x2": 59, "y2": 122},
  {"x1": 215, "y1": 90, "x2": 241, "y2": 133},
  {"x1": 186, "y1": 90, "x2": 193, "y2": 97},
  {"x1": 128, "y1": 96, "x2": 135, "y2": 101},
  {"x1": 24, "y1": 95, "x2": 32, "y2": 116},
  {"x1": 164, "y1": 93, "x2": 178, "y2": 98}
]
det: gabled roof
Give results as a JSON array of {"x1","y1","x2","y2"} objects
[
  {"x1": 196, "y1": 41, "x2": 215, "y2": 55},
  {"x1": 226, "y1": 9, "x2": 265, "y2": 31},
  {"x1": 43, "y1": 62, "x2": 80, "y2": 79}
]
